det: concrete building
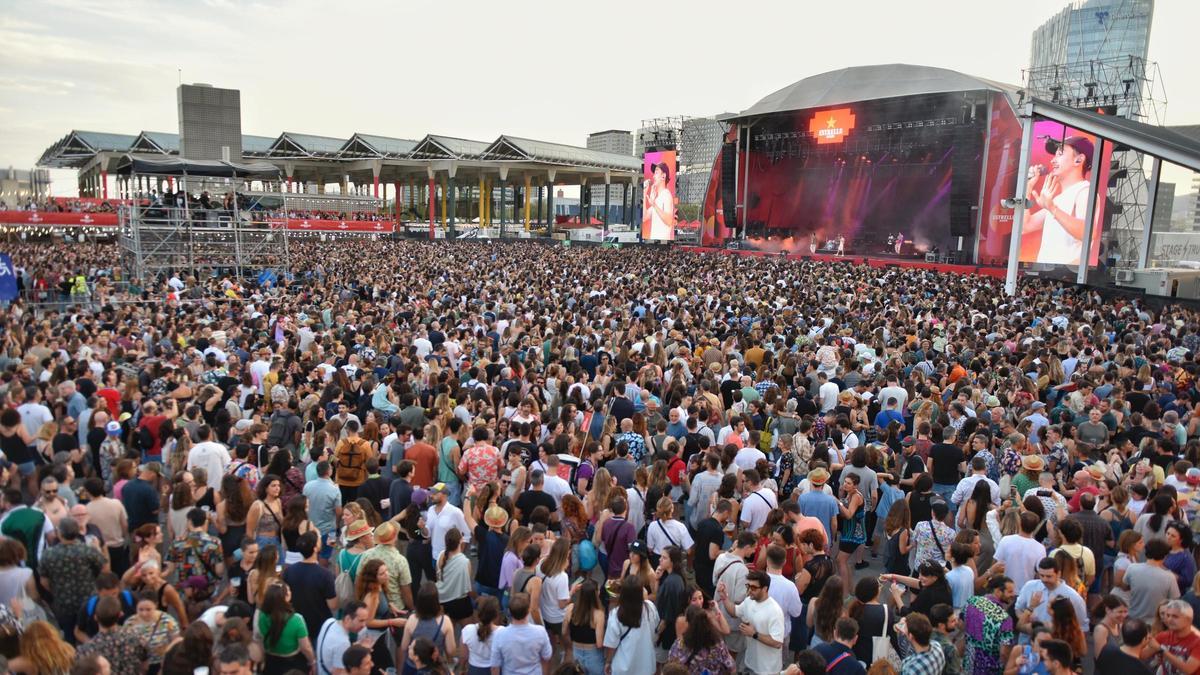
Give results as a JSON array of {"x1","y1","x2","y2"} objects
[
  {"x1": 0, "y1": 167, "x2": 50, "y2": 206},
  {"x1": 586, "y1": 130, "x2": 634, "y2": 156},
  {"x1": 585, "y1": 130, "x2": 634, "y2": 223}
]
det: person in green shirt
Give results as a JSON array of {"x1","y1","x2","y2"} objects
[
  {"x1": 1013, "y1": 454, "x2": 1044, "y2": 499},
  {"x1": 258, "y1": 582, "x2": 314, "y2": 674},
  {"x1": 438, "y1": 420, "x2": 466, "y2": 507}
]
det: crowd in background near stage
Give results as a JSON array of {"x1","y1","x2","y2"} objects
[{"x1": 0, "y1": 238, "x2": 1197, "y2": 675}]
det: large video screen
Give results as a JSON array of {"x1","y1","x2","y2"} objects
[
  {"x1": 1017, "y1": 119, "x2": 1112, "y2": 265},
  {"x1": 641, "y1": 150, "x2": 677, "y2": 241}
]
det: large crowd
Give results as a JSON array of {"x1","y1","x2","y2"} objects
[{"x1": 0, "y1": 238, "x2": 1197, "y2": 675}]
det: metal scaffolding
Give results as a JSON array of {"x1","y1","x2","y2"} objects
[
  {"x1": 1021, "y1": 55, "x2": 1168, "y2": 271},
  {"x1": 638, "y1": 115, "x2": 723, "y2": 243},
  {"x1": 119, "y1": 181, "x2": 291, "y2": 282}
]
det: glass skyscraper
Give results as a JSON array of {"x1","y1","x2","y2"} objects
[{"x1": 1029, "y1": 0, "x2": 1154, "y2": 108}]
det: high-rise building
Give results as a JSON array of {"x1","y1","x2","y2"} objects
[
  {"x1": 586, "y1": 130, "x2": 634, "y2": 222},
  {"x1": 1029, "y1": 0, "x2": 1154, "y2": 106},
  {"x1": 586, "y1": 130, "x2": 634, "y2": 156}
]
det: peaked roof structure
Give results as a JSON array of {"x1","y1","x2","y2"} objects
[
  {"x1": 408, "y1": 135, "x2": 490, "y2": 160},
  {"x1": 481, "y1": 136, "x2": 640, "y2": 171}
]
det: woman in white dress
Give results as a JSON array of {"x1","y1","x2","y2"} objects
[{"x1": 642, "y1": 162, "x2": 676, "y2": 241}]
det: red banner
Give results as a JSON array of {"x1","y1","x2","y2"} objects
[
  {"x1": 268, "y1": 219, "x2": 395, "y2": 233},
  {"x1": 0, "y1": 211, "x2": 119, "y2": 227},
  {"x1": 50, "y1": 197, "x2": 145, "y2": 207}
]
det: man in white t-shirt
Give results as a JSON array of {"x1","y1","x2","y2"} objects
[
  {"x1": 316, "y1": 602, "x2": 370, "y2": 675},
  {"x1": 993, "y1": 511, "x2": 1048, "y2": 591},
  {"x1": 739, "y1": 470, "x2": 778, "y2": 532},
  {"x1": 818, "y1": 373, "x2": 840, "y2": 413},
  {"x1": 720, "y1": 569, "x2": 785, "y2": 675},
  {"x1": 186, "y1": 425, "x2": 231, "y2": 490},
  {"x1": 540, "y1": 455, "x2": 572, "y2": 509},
  {"x1": 1025, "y1": 135, "x2": 1095, "y2": 266},
  {"x1": 764, "y1": 546, "x2": 802, "y2": 639}
]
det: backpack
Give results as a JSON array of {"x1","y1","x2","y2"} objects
[
  {"x1": 334, "y1": 552, "x2": 363, "y2": 606},
  {"x1": 336, "y1": 439, "x2": 371, "y2": 485},
  {"x1": 267, "y1": 411, "x2": 293, "y2": 450},
  {"x1": 134, "y1": 423, "x2": 155, "y2": 453}
]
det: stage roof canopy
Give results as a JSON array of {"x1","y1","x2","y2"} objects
[{"x1": 733, "y1": 64, "x2": 1019, "y2": 120}]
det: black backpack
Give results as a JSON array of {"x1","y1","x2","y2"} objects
[
  {"x1": 133, "y1": 423, "x2": 155, "y2": 452},
  {"x1": 267, "y1": 411, "x2": 293, "y2": 450}
]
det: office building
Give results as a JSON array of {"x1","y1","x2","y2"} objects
[{"x1": 1029, "y1": 0, "x2": 1154, "y2": 106}]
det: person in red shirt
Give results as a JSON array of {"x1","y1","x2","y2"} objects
[
  {"x1": 1150, "y1": 600, "x2": 1200, "y2": 675},
  {"x1": 1067, "y1": 465, "x2": 1104, "y2": 512},
  {"x1": 136, "y1": 399, "x2": 176, "y2": 461},
  {"x1": 404, "y1": 425, "x2": 438, "y2": 488}
]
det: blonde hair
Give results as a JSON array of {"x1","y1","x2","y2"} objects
[{"x1": 20, "y1": 620, "x2": 76, "y2": 675}]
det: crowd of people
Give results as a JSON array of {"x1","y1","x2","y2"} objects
[
  {"x1": 0, "y1": 238, "x2": 1197, "y2": 675},
  {"x1": 0, "y1": 199, "x2": 125, "y2": 214}
]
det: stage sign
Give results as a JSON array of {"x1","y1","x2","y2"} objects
[
  {"x1": 641, "y1": 150, "x2": 678, "y2": 241},
  {"x1": 809, "y1": 108, "x2": 857, "y2": 145}
]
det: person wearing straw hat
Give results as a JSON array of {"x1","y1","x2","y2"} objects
[
  {"x1": 1013, "y1": 454, "x2": 1045, "y2": 499},
  {"x1": 797, "y1": 467, "x2": 839, "y2": 550},
  {"x1": 357, "y1": 521, "x2": 413, "y2": 613},
  {"x1": 464, "y1": 494, "x2": 510, "y2": 604}
]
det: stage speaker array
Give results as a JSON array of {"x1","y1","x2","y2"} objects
[
  {"x1": 721, "y1": 142, "x2": 738, "y2": 226},
  {"x1": 949, "y1": 124, "x2": 984, "y2": 238}
]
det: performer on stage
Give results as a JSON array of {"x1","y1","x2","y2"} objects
[
  {"x1": 836, "y1": 234, "x2": 845, "y2": 257},
  {"x1": 894, "y1": 232, "x2": 904, "y2": 255},
  {"x1": 1023, "y1": 136, "x2": 1094, "y2": 266},
  {"x1": 809, "y1": 232, "x2": 817, "y2": 255}
]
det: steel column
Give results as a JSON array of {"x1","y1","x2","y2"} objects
[
  {"x1": 1004, "y1": 106, "x2": 1036, "y2": 297},
  {"x1": 1076, "y1": 138, "x2": 1105, "y2": 284}
]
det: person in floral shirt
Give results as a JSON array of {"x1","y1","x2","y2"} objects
[
  {"x1": 76, "y1": 596, "x2": 150, "y2": 675},
  {"x1": 166, "y1": 508, "x2": 224, "y2": 590},
  {"x1": 458, "y1": 427, "x2": 502, "y2": 491},
  {"x1": 123, "y1": 593, "x2": 180, "y2": 668},
  {"x1": 667, "y1": 605, "x2": 736, "y2": 674},
  {"x1": 963, "y1": 576, "x2": 1017, "y2": 675}
]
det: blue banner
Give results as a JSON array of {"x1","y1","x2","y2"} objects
[
  {"x1": 0, "y1": 254, "x2": 16, "y2": 302},
  {"x1": 257, "y1": 268, "x2": 278, "y2": 287}
]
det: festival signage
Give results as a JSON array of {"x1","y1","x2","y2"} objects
[
  {"x1": 0, "y1": 211, "x2": 119, "y2": 227},
  {"x1": 809, "y1": 108, "x2": 857, "y2": 145},
  {"x1": 0, "y1": 254, "x2": 16, "y2": 301},
  {"x1": 268, "y1": 219, "x2": 395, "y2": 233}
]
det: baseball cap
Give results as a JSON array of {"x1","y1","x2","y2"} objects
[
  {"x1": 430, "y1": 482, "x2": 450, "y2": 495},
  {"x1": 106, "y1": 421, "x2": 122, "y2": 435},
  {"x1": 628, "y1": 540, "x2": 648, "y2": 557}
]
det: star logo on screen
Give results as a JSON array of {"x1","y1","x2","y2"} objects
[{"x1": 810, "y1": 108, "x2": 856, "y2": 145}]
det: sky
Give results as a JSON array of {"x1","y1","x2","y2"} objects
[{"x1": 1, "y1": 0, "x2": 1197, "y2": 196}]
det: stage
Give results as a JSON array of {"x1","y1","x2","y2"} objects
[{"x1": 678, "y1": 245, "x2": 1010, "y2": 280}]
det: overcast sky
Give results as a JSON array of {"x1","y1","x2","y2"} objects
[{"x1": 2, "y1": 0, "x2": 1196, "y2": 195}]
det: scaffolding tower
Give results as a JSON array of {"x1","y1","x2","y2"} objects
[
  {"x1": 638, "y1": 115, "x2": 723, "y2": 243},
  {"x1": 1022, "y1": 55, "x2": 1168, "y2": 270}
]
